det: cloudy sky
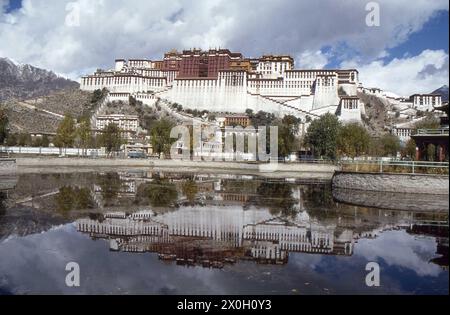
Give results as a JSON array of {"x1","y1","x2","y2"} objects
[{"x1": 0, "y1": 0, "x2": 448, "y2": 96}]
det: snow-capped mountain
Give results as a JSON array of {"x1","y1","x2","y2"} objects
[{"x1": 0, "y1": 57, "x2": 79, "y2": 102}]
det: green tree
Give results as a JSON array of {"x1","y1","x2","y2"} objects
[
  {"x1": 54, "y1": 114, "x2": 76, "y2": 152},
  {"x1": 18, "y1": 133, "x2": 32, "y2": 147},
  {"x1": 427, "y1": 144, "x2": 436, "y2": 162},
  {"x1": 277, "y1": 115, "x2": 301, "y2": 158},
  {"x1": 414, "y1": 115, "x2": 440, "y2": 130},
  {"x1": 304, "y1": 113, "x2": 341, "y2": 159},
  {"x1": 140, "y1": 179, "x2": 179, "y2": 207},
  {"x1": 337, "y1": 122, "x2": 371, "y2": 158},
  {"x1": 96, "y1": 173, "x2": 123, "y2": 207},
  {"x1": 182, "y1": 179, "x2": 198, "y2": 203},
  {"x1": 0, "y1": 107, "x2": 8, "y2": 144},
  {"x1": 378, "y1": 133, "x2": 400, "y2": 156},
  {"x1": 41, "y1": 135, "x2": 50, "y2": 147},
  {"x1": 76, "y1": 117, "x2": 92, "y2": 156},
  {"x1": 6, "y1": 133, "x2": 17, "y2": 146},
  {"x1": 150, "y1": 118, "x2": 175, "y2": 158},
  {"x1": 91, "y1": 88, "x2": 107, "y2": 104},
  {"x1": 401, "y1": 138, "x2": 416, "y2": 159},
  {"x1": 99, "y1": 123, "x2": 123, "y2": 156},
  {"x1": 249, "y1": 110, "x2": 276, "y2": 127}
]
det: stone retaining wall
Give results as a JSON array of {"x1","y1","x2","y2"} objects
[
  {"x1": 332, "y1": 171, "x2": 449, "y2": 195},
  {"x1": 332, "y1": 187, "x2": 448, "y2": 212},
  {"x1": 0, "y1": 159, "x2": 16, "y2": 174},
  {"x1": 12, "y1": 158, "x2": 338, "y2": 179}
]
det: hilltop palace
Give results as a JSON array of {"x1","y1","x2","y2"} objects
[{"x1": 80, "y1": 49, "x2": 363, "y2": 122}]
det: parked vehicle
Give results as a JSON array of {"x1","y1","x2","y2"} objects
[{"x1": 127, "y1": 151, "x2": 147, "y2": 159}]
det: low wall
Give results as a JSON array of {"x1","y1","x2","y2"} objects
[
  {"x1": 332, "y1": 171, "x2": 449, "y2": 195},
  {"x1": 332, "y1": 187, "x2": 448, "y2": 212},
  {"x1": 13, "y1": 158, "x2": 338, "y2": 179},
  {"x1": 0, "y1": 159, "x2": 16, "y2": 174}
]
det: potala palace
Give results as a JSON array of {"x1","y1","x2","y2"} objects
[{"x1": 80, "y1": 49, "x2": 363, "y2": 122}]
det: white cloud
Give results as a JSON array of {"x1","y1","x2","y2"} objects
[
  {"x1": 342, "y1": 49, "x2": 449, "y2": 96},
  {"x1": 355, "y1": 230, "x2": 443, "y2": 278},
  {"x1": 0, "y1": 0, "x2": 448, "y2": 80},
  {"x1": 296, "y1": 50, "x2": 329, "y2": 69}
]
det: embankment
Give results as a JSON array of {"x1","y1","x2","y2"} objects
[
  {"x1": 332, "y1": 187, "x2": 448, "y2": 212},
  {"x1": 0, "y1": 159, "x2": 16, "y2": 175},
  {"x1": 332, "y1": 171, "x2": 449, "y2": 195},
  {"x1": 12, "y1": 158, "x2": 339, "y2": 179}
]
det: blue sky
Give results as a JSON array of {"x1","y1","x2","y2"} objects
[
  {"x1": 383, "y1": 10, "x2": 448, "y2": 62},
  {"x1": 0, "y1": 0, "x2": 448, "y2": 95},
  {"x1": 324, "y1": 9, "x2": 449, "y2": 68},
  {"x1": 4, "y1": 0, "x2": 21, "y2": 13}
]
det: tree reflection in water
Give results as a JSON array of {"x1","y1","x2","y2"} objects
[
  {"x1": 181, "y1": 179, "x2": 198, "y2": 204},
  {"x1": 96, "y1": 173, "x2": 123, "y2": 207},
  {"x1": 0, "y1": 192, "x2": 6, "y2": 217},
  {"x1": 54, "y1": 186, "x2": 95, "y2": 214},
  {"x1": 136, "y1": 179, "x2": 178, "y2": 208},
  {"x1": 252, "y1": 182, "x2": 297, "y2": 217}
]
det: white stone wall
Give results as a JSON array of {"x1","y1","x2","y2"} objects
[{"x1": 80, "y1": 58, "x2": 362, "y2": 120}]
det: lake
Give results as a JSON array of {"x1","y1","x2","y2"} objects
[{"x1": 0, "y1": 171, "x2": 448, "y2": 295}]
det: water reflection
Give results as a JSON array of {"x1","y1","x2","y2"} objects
[{"x1": 0, "y1": 171, "x2": 448, "y2": 294}]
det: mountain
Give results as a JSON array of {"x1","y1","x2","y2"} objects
[
  {"x1": 431, "y1": 85, "x2": 449, "y2": 103},
  {"x1": 0, "y1": 57, "x2": 79, "y2": 102}
]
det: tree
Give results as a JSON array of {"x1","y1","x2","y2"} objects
[
  {"x1": 6, "y1": 133, "x2": 17, "y2": 146},
  {"x1": 249, "y1": 110, "x2": 276, "y2": 127},
  {"x1": 18, "y1": 133, "x2": 32, "y2": 147},
  {"x1": 76, "y1": 117, "x2": 92, "y2": 156},
  {"x1": 54, "y1": 114, "x2": 76, "y2": 152},
  {"x1": 0, "y1": 107, "x2": 8, "y2": 144},
  {"x1": 427, "y1": 144, "x2": 436, "y2": 162},
  {"x1": 304, "y1": 113, "x2": 341, "y2": 159},
  {"x1": 41, "y1": 135, "x2": 50, "y2": 148},
  {"x1": 276, "y1": 115, "x2": 301, "y2": 158},
  {"x1": 401, "y1": 139, "x2": 416, "y2": 159},
  {"x1": 150, "y1": 118, "x2": 175, "y2": 158},
  {"x1": 414, "y1": 115, "x2": 440, "y2": 130},
  {"x1": 378, "y1": 133, "x2": 400, "y2": 157},
  {"x1": 91, "y1": 88, "x2": 107, "y2": 104},
  {"x1": 99, "y1": 123, "x2": 123, "y2": 156},
  {"x1": 337, "y1": 122, "x2": 371, "y2": 158}
]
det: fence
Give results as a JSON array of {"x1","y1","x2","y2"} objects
[
  {"x1": 0, "y1": 146, "x2": 107, "y2": 158},
  {"x1": 340, "y1": 159, "x2": 449, "y2": 174},
  {"x1": 414, "y1": 128, "x2": 449, "y2": 135}
]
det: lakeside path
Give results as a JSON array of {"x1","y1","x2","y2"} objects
[{"x1": 10, "y1": 157, "x2": 339, "y2": 179}]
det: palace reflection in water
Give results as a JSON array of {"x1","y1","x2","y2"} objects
[{"x1": 0, "y1": 171, "x2": 448, "y2": 294}]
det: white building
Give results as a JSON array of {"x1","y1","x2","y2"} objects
[
  {"x1": 391, "y1": 124, "x2": 413, "y2": 143},
  {"x1": 95, "y1": 114, "x2": 139, "y2": 139},
  {"x1": 80, "y1": 55, "x2": 362, "y2": 122},
  {"x1": 76, "y1": 207, "x2": 355, "y2": 260},
  {"x1": 411, "y1": 94, "x2": 442, "y2": 112}
]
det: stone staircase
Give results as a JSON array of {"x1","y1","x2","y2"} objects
[{"x1": 259, "y1": 94, "x2": 320, "y2": 118}]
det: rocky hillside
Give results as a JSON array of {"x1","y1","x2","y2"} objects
[
  {"x1": 357, "y1": 91, "x2": 392, "y2": 136},
  {"x1": 0, "y1": 57, "x2": 79, "y2": 102},
  {"x1": 2, "y1": 89, "x2": 102, "y2": 134}
]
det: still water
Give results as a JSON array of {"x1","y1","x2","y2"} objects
[{"x1": 0, "y1": 171, "x2": 448, "y2": 295}]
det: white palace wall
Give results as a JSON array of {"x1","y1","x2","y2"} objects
[{"x1": 80, "y1": 59, "x2": 362, "y2": 121}]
